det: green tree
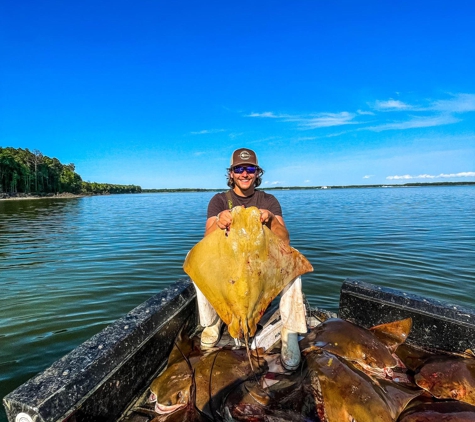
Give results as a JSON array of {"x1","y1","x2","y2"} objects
[{"x1": 1, "y1": 147, "x2": 142, "y2": 195}]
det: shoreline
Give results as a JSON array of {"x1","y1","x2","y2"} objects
[
  {"x1": 0, "y1": 193, "x2": 87, "y2": 201},
  {"x1": 2, "y1": 181, "x2": 473, "y2": 200},
  {"x1": 141, "y1": 181, "x2": 475, "y2": 193}
]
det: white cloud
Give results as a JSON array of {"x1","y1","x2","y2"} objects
[
  {"x1": 271, "y1": 181, "x2": 282, "y2": 185},
  {"x1": 244, "y1": 92, "x2": 475, "y2": 135},
  {"x1": 387, "y1": 172, "x2": 475, "y2": 180},
  {"x1": 246, "y1": 110, "x2": 358, "y2": 129},
  {"x1": 357, "y1": 109, "x2": 375, "y2": 115},
  {"x1": 363, "y1": 175, "x2": 373, "y2": 179},
  {"x1": 374, "y1": 99, "x2": 412, "y2": 111},
  {"x1": 247, "y1": 112, "x2": 279, "y2": 118},
  {"x1": 372, "y1": 94, "x2": 475, "y2": 114},
  {"x1": 296, "y1": 112, "x2": 357, "y2": 129},
  {"x1": 430, "y1": 93, "x2": 475, "y2": 113},
  {"x1": 190, "y1": 129, "x2": 225, "y2": 135},
  {"x1": 293, "y1": 136, "x2": 317, "y2": 141},
  {"x1": 366, "y1": 114, "x2": 460, "y2": 132},
  {"x1": 323, "y1": 130, "x2": 353, "y2": 138}
]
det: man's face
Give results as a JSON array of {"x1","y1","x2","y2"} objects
[{"x1": 231, "y1": 165, "x2": 258, "y2": 194}]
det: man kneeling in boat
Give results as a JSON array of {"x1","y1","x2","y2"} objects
[{"x1": 196, "y1": 148, "x2": 307, "y2": 371}]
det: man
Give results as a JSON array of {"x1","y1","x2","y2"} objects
[{"x1": 196, "y1": 148, "x2": 307, "y2": 370}]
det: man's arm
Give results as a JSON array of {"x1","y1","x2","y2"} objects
[
  {"x1": 260, "y1": 210, "x2": 290, "y2": 245},
  {"x1": 204, "y1": 217, "x2": 218, "y2": 236}
]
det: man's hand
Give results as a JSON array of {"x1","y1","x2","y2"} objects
[
  {"x1": 205, "y1": 209, "x2": 233, "y2": 236},
  {"x1": 205, "y1": 207, "x2": 289, "y2": 245},
  {"x1": 259, "y1": 209, "x2": 274, "y2": 224},
  {"x1": 259, "y1": 208, "x2": 290, "y2": 245},
  {"x1": 216, "y1": 209, "x2": 232, "y2": 231}
]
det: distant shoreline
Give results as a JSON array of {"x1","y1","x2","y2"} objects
[
  {"x1": 141, "y1": 181, "x2": 475, "y2": 193},
  {"x1": 2, "y1": 181, "x2": 473, "y2": 200}
]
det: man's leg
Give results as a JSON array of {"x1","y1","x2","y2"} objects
[
  {"x1": 194, "y1": 283, "x2": 223, "y2": 347},
  {"x1": 279, "y1": 276, "x2": 306, "y2": 370}
]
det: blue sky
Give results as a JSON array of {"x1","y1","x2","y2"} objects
[{"x1": 1, "y1": 1, "x2": 474, "y2": 189}]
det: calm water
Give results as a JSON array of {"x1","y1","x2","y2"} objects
[{"x1": 1, "y1": 187, "x2": 475, "y2": 421}]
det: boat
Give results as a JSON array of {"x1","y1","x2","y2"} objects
[{"x1": 4, "y1": 277, "x2": 475, "y2": 422}]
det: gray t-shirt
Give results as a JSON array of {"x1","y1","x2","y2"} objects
[{"x1": 207, "y1": 190, "x2": 283, "y2": 219}]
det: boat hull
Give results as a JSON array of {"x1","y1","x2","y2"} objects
[
  {"x1": 3, "y1": 278, "x2": 198, "y2": 422},
  {"x1": 340, "y1": 278, "x2": 475, "y2": 353}
]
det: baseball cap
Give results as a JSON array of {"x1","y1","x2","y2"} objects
[{"x1": 230, "y1": 148, "x2": 259, "y2": 167}]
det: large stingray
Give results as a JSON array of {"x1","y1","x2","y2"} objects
[{"x1": 183, "y1": 206, "x2": 313, "y2": 339}]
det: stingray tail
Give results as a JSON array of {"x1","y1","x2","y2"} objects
[{"x1": 243, "y1": 333, "x2": 255, "y2": 373}]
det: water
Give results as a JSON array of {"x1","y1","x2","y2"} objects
[{"x1": 1, "y1": 186, "x2": 474, "y2": 421}]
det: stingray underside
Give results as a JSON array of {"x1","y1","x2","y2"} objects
[{"x1": 183, "y1": 206, "x2": 313, "y2": 339}]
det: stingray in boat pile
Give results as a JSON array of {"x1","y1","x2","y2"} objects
[
  {"x1": 134, "y1": 305, "x2": 475, "y2": 421},
  {"x1": 304, "y1": 349, "x2": 421, "y2": 422},
  {"x1": 138, "y1": 316, "x2": 423, "y2": 421},
  {"x1": 398, "y1": 397, "x2": 475, "y2": 421},
  {"x1": 138, "y1": 331, "x2": 268, "y2": 421},
  {"x1": 221, "y1": 317, "x2": 419, "y2": 422},
  {"x1": 299, "y1": 317, "x2": 413, "y2": 379},
  {"x1": 414, "y1": 353, "x2": 475, "y2": 405},
  {"x1": 183, "y1": 206, "x2": 313, "y2": 340}
]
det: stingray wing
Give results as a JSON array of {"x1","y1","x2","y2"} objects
[
  {"x1": 183, "y1": 206, "x2": 313, "y2": 339},
  {"x1": 370, "y1": 318, "x2": 413, "y2": 353}
]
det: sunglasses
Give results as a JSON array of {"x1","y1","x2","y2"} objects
[{"x1": 232, "y1": 165, "x2": 258, "y2": 174}]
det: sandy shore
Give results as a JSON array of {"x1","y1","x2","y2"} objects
[{"x1": 0, "y1": 193, "x2": 87, "y2": 201}]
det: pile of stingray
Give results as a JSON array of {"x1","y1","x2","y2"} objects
[
  {"x1": 132, "y1": 207, "x2": 475, "y2": 421},
  {"x1": 133, "y1": 317, "x2": 475, "y2": 421}
]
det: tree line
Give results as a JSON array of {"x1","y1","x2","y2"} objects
[{"x1": 0, "y1": 147, "x2": 141, "y2": 195}]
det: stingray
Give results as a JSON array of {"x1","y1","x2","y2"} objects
[
  {"x1": 146, "y1": 332, "x2": 267, "y2": 420},
  {"x1": 183, "y1": 206, "x2": 313, "y2": 340},
  {"x1": 305, "y1": 349, "x2": 421, "y2": 422},
  {"x1": 193, "y1": 347, "x2": 267, "y2": 418},
  {"x1": 147, "y1": 330, "x2": 203, "y2": 415},
  {"x1": 148, "y1": 346, "x2": 267, "y2": 420},
  {"x1": 299, "y1": 317, "x2": 412, "y2": 378},
  {"x1": 398, "y1": 398, "x2": 475, "y2": 422},
  {"x1": 224, "y1": 361, "x2": 319, "y2": 421},
  {"x1": 415, "y1": 354, "x2": 475, "y2": 405}
]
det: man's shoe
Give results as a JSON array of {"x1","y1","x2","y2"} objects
[
  {"x1": 200, "y1": 317, "x2": 223, "y2": 348},
  {"x1": 280, "y1": 327, "x2": 301, "y2": 370}
]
